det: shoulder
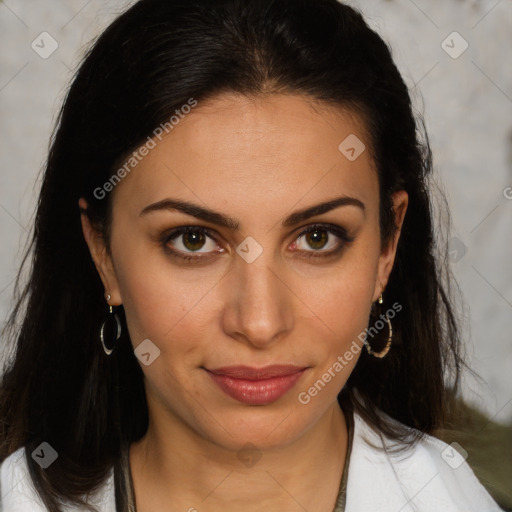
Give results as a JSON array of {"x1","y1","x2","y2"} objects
[
  {"x1": 0, "y1": 446, "x2": 47, "y2": 512},
  {"x1": 0, "y1": 446, "x2": 116, "y2": 512},
  {"x1": 345, "y1": 410, "x2": 504, "y2": 512}
]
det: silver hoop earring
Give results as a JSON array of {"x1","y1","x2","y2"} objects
[
  {"x1": 100, "y1": 304, "x2": 121, "y2": 355},
  {"x1": 364, "y1": 294, "x2": 392, "y2": 358}
]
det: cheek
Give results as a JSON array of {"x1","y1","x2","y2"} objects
[
  {"x1": 299, "y1": 241, "x2": 379, "y2": 338},
  {"x1": 108, "y1": 229, "x2": 174, "y2": 341},
  {"x1": 116, "y1": 267, "x2": 199, "y2": 348},
  {"x1": 293, "y1": 254, "x2": 377, "y2": 406},
  {"x1": 111, "y1": 235, "x2": 221, "y2": 356}
]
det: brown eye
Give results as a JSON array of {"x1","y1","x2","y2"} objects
[
  {"x1": 292, "y1": 224, "x2": 355, "y2": 259},
  {"x1": 304, "y1": 229, "x2": 329, "y2": 250},
  {"x1": 181, "y1": 231, "x2": 207, "y2": 251},
  {"x1": 160, "y1": 226, "x2": 224, "y2": 262}
]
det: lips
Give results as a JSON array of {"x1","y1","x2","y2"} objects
[
  {"x1": 205, "y1": 365, "x2": 308, "y2": 405},
  {"x1": 207, "y1": 365, "x2": 306, "y2": 380}
]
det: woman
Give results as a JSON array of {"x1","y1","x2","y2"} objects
[{"x1": 0, "y1": 0, "x2": 504, "y2": 511}]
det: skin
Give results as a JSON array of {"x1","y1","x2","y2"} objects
[{"x1": 80, "y1": 93, "x2": 408, "y2": 512}]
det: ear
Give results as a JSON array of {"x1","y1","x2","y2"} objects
[
  {"x1": 78, "y1": 198, "x2": 122, "y2": 305},
  {"x1": 373, "y1": 190, "x2": 408, "y2": 302}
]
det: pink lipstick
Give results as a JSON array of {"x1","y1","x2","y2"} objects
[{"x1": 205, "y1": 365, "x2": 307, "y2": 405}]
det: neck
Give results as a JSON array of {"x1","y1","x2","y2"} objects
[{"x1": 130, "y1": 401, "x2": 348, "y2": 512}]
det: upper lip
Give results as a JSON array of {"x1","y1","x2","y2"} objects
[{"x1": 206, "y1": 365, "x2": 307, "y2": 380}]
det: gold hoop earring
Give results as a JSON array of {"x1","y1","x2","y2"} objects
[
  {"x1": 364, "y1": 295, "x2": 392, "y2": 358},
  {"x1": 100, "y1": 298, "x2": 121, "y2": 355}
]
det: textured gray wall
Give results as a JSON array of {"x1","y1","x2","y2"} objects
[{"x1": 1, "y1": 0, "x2": 511, "y2": 423}]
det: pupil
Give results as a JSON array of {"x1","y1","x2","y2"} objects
[
  {"x1": 307, "y1": 230, "x2": 327, "y2": 249},
  {"x1": 184, "y1": 231, "x2": 205, "y2": 251}
]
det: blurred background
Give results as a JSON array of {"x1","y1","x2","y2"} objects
[{"x1": 0, "y1": 0, "x2": 511, "y2": 506}]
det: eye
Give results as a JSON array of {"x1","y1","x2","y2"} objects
[
  {"x1": 160, "y1": 226, "x2": 223, "y2": 261},
  {"x1": 159, "y1": 223, "x2": 354, "y2": 263},
  {"x1": 291, "y1": 224, "x2": 354, "y2": 258}
]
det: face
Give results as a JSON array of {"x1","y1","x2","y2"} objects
[{"x1": 80, "y1": 93, "x2": 407, "y2": 452}]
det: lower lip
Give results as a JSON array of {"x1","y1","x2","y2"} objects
[{"x1": 206, "y1": 369, "x2": 306, "y2": 405}]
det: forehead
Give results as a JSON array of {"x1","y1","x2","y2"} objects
[{"x1": 112, "y1": 93, "x2": 378, "y2": 219}]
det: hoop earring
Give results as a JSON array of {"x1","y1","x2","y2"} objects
[
  {"x1": 364, "y1": 294, "x2": 392, "y2": 358},
  {"x1": 100, "y1": 300, "x2": 121, "y2": 355}
]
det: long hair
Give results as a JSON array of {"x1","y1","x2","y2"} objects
[{"x1": 0, "y1": 0, "x2": 464, "y2": 510}]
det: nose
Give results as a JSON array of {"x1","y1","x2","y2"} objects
[{"x1": 222, "y1": 254, "x2": 294, "y2": 349}]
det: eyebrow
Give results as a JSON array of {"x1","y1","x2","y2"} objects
[{"x1": 139, "y1": 195, "x2": 365, "y2": 230}]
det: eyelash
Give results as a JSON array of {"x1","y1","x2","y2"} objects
[{"x1": 159, "y1": 224, "x2": 355, "y2": 263}]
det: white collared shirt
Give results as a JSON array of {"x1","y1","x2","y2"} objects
[{"x1": 0, "y1": 411, "x2": 503, "y2": 511}]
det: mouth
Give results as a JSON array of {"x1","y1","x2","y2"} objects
[{"x1": 204, "y1": 365, "x2": 308, "y2": 405}]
